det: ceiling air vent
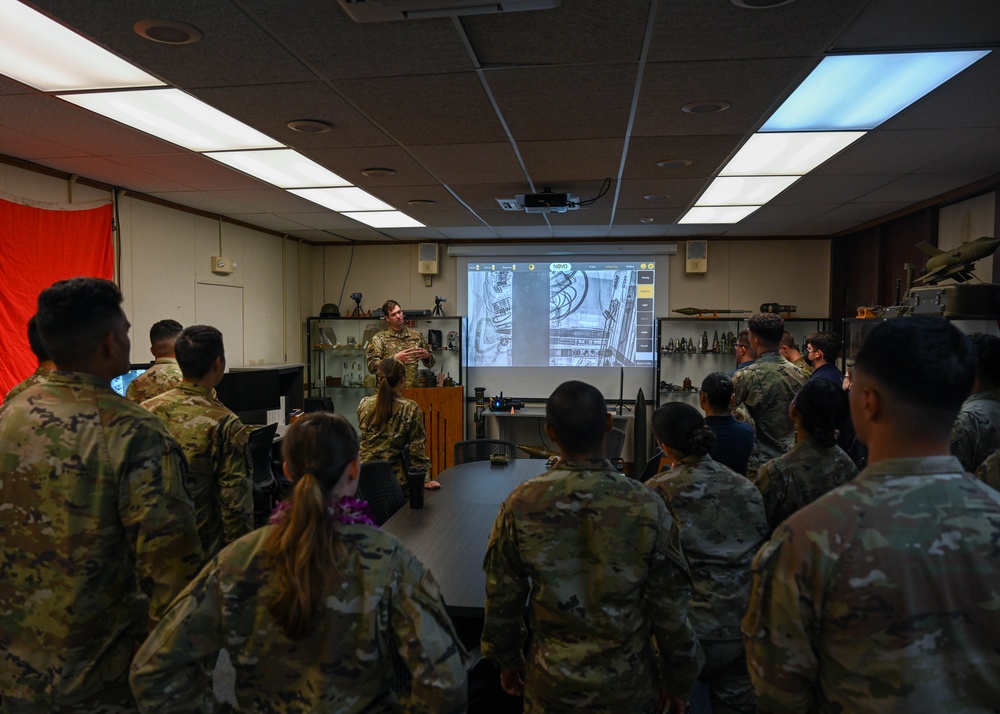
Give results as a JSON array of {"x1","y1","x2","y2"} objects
[{"x1": 336, "y1": 0, "x2": 559, "y2": 23}]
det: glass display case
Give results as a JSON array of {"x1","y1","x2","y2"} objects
[
  {"x1": 656, "y1": 317, "x2": 832, "y2": 406},
  {"x1": 307, "y1": 315, "x2": 464, "y2": 426}
]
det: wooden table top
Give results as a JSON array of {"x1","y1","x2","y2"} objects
[{"x1": 382, "y1": 458, "x2": 548, "y2": 617}]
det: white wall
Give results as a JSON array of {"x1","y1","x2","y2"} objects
[{"x1": 0, "y1": 162, "x2": 308, "y2": 369}]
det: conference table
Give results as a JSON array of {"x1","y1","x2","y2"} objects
[{"x1": 382, "y1": 458, "x2": 548, "y2": 617}]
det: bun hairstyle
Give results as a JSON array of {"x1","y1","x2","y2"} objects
[
  {"x1": 792, "y1": 379, "x2": 848, "y2": 447},
  {"x1": 701, "y1": 371, "x2": 734, "y2": 413},
  {"x1": 652, "y1": 401, "x2": 716, "y2": 457},
  {"x1": 264, "y1": 412, "x2": 360, "y2": 639}
]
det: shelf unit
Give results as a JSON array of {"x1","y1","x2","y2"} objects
[{"x1": 655, "y1": 317, "x2": 831, "y2": 406}]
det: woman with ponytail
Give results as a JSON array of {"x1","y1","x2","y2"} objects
[
  {"x1": 130, "y1": 412, "x2": 467, "y2": 713},
  {"x1": 648, "y1": 402, "x2": 768, "y2": 714},
  {"x1": 358, "y1": 357, "x2": 439, "y2": 488},
  {"x1": 754, "y1": 377, "x2": 858, "y2": 533}
]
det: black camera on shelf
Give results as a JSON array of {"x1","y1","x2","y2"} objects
[{"x1": 489, "y1": 393, "x2": 524, "y2": 412}]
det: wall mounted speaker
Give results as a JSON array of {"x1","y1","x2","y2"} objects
[
  {"x1": 418, "y1": 243, "x2": 439, "y2": 275},
  {"x1": 686, "y1": 240, "x2": 707, "y2": 274}
]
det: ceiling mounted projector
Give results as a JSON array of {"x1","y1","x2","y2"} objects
[{"x1": 496, "y1": 191, "x2": 580, "y2": 213}]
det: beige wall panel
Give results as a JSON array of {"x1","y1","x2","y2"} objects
[
  {"x1": 283, "y1": 238, "x2": 304, "y2": 364},
  {"x1": 196, "y1": 283, "x2": 244, "y2": 368},
  {"x1": 238, "y1": 225, "x2": 284, "y2": 366},
  {"x1": 0, "y1": 164, "x2": 109, "y2": 204}
]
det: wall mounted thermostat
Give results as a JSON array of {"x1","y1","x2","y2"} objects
[{"x1": 211, "y1": 256, "x2": 235, "y2": 274}]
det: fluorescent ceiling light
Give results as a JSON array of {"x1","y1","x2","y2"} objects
[
  {"x1": 678, "y1": 206, "x2": 760, "y2": 224},
  {"x1": 343, "y1": 211, "x2": 425, "y2": 228},
  {"x1": 205, "y1": 149, "x2": 351, "y2": 188},
  {"x1": 289, "y1": 187, "x2": 395, "y2": 212},
  {"x1": 60, "y1": 88, "x2": 282, "y2": 151},
  {"x1": 0, "y1": 0, "x2": 165, "y2": 91},
  {"x1": 696, "y1": 176, "x2": 800, "y2": 206},
  {"x1": 762, "y1": 51, "x2": 990, "y2": 131},
  {"x1": 720, "y1": 132, "x2": 865, "y2": 176}
]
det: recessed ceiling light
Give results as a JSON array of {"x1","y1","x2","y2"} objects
[
  {"x1": 656, "y1": 159, "x2": 692, "y2": 169},
  {"x1": 640, "y1": 218, "x2": 655, "y2": 224},
  {"x1": 407, "y1": 199, "x2": 436, "y2": 206},
  {"x1": 133, "y1": 19, "x2": 202, "y2": 45},
  {"x1": 287, "y1": 119, "x2": 332, "y2": 133},
  {"x1": 643, "y1": 193, "x2": 670, "y2": 200},
  {"x1": 681, "y1": 100, "x2": 731, "y2": 114},
  {"x1": 361, "y1": 168, "x2": 396, "y2": 177},
  {"x1": 731, "y1": 0, "x2": 797, "y2": 8}
]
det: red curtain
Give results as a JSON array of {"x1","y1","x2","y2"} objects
[{"x1": 0, "y1": 197, "x2": 114, "y2": 396}]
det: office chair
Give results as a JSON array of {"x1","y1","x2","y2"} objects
[
  {"x1": 606, "y1": 427, "x2": 626, "y2": 473},
  {"x1": 453, "y1": 439, "x2": 516, "y2": 465},
  {"x1": 249, "y1": 423, "x2": 280, "y2": 528},
  {"x1": 357, "y1": 460, "x2": 406, "y2": 526}
]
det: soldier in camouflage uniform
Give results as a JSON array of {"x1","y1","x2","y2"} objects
[
  {"x1": 365, "y1": 299, "x2": 434, "y2": 388},
  {"x1": 949, "y1": 332, "x2": 1000, "y2": 473},
  {"x1": 3, "y1": 315, "x2": 54, "y2": 403},
  {"x1": 648, "y1": 402, "x2": 768, "y2": 714},
  {"x1": 779, "y1": 330, "x2": 812, "y2": 378},
  {"x1": 142, "y1": 325, "x2": 252, "y2": 559},
  {"x1": 976, "y1": 447, "x2": 1000, "y2": 490},
  {"x1": 732, "y1": 314, "x2": 806, "y2": 475},
  {"x1": 0, "y1": 278, "x2": 203, "y2": 713},
  {"x1": 754, "y1": 379, "x2": 858, "y2": 533},
  {"x1": 743, "y1": 316, "x2": 1000, "y2": 712},
  {"x1": 482, "y1": 380, "x2": 703, "y2": 713},
  {"x1": 358, "y1": 357, "x2": 436, "y2": 487},
  {"x1": 130, "y1": 412, "x2": 467, "y2": 713},
  {"x1": 125, "y1": 319, "x2": 183, "y2": 402}
]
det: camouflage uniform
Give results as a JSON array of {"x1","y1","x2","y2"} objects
[
  {"x1": 791, "y1": 355, "x2": 813, "y2": 378},
  {"x1": 647, "y1": 455, "x2": 768, "y2": 714},
  {"x1": 731, "y1": 350, "x2": 805, "y2": 475},
  {"x1": 754, "y1": 437, "x2": 858, "y2": 533},
  {"x1": 130, "y1": 525, "x2": 468, "y2": 713},
  {"x1": 2, "y1": 365, "x2": 51, "y2": 403},
  {"x1": 482, "y1": 458, "x2": 703, "y2": 713},
  {"x1": 366, "y1": 327, "x2": 435, "y2": 388},
  {"x1": 743, "y1": 456, "x2": 1000, "y2": 713},
  {"x1": 0, "y1": 372, "x2": 203, "y2": 711},
  {"x1": 949, "y1": 389, "x2": 1000, "y2": 473},
  {"x1": 125, "y1": 357, "x2": 182, "y2": 402},
  {"x1": 142, "y1": 382, "x2": 253, "y2": 558},
  {"x1": 976, "y1": 448, "x2": 1000, "y2": 490},
  {"x1": 358, "y1": 394, "x2": 432, "y2": 485}
]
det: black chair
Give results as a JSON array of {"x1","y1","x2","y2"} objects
[
  {"x1": 248, "y1": 423, "x2": 279, "y2": 527},
  {"x1": 357, "y1": 460, "x2": 406, "y2": 526},
  {"x1": 606, "y1": 426, "x2": 626, "y2": 473},
  {"x1": 453, "y1": 439, "x2": 516, "y2": 465}
]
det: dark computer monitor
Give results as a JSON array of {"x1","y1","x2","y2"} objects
[
  {"x1": 110, "y1": 363, "x2": 150, "y2": 397},
  {"x1": 214, "y1": 369, "x2": 281, "y2": 414}
]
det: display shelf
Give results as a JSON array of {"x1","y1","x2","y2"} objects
[{"x1": 656, "y1": 317, "x2": 831, "y2": 406}]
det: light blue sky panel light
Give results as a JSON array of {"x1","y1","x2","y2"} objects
[{"x1": 761, "y1": 51, "x2": 990, "y2": 132}]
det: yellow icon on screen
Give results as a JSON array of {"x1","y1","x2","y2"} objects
[{"x1": 529, "y1": 264, "x2": 535, "y2": 270}]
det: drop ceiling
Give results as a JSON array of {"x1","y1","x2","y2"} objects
[{"x1": 1, "y1": 0, "x2": 999, "y2": 243}]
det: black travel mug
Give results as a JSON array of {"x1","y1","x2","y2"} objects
[{"x1": 406, "y1": 467, "x2": 425, "y2": 509}]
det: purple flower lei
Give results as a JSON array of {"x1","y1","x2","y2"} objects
[{"x1": 270, "y1": 495, "x2": 378, "y2": 527}]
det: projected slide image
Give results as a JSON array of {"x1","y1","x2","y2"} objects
[
  {"x1": 468, "y1": 261, "x2": 655, "y2": 367},
  {"x1": 550, "y1": 268, "x2": 640, "y2": 367}
]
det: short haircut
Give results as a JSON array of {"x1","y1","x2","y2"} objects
[
  {"x1": 791, "y1": 379, "x2": 848, "y2": 447},
  {"x1": 26, "y1": 316, "x2": 50, "y2": 362},
  {"x1": 382, "y1": 299, "x2": 401, "y2": 315},
  {"x1": 652, "y1": 402, "x2": 716, "y2": 457},
  {"x1": 701, "y1": 372, "x2": 734, "y2": 412},
  {"x1": 968, "y1": 332, "x2": 1000, "y2": 389},
  {"x1": 546, "y1": 380, "x2": 607, "y2": 454},
  {"x1": 150, "y1": 319, "x2": 183, "y2": 345},
  {"x1": 779, "y1": 331, "x2": 797, "y2": 349},
  {"x1": 806, "y1": 330, "x2": 841, "y2": 363},
  {"x1": 853, "y1": 317, "x2": 974, "y2": 433},
  {"x1": 748, "y1": 313, "x2": 784, "y2": 347},
  {"x1": 35, "y1": 277, "x2": 124, "y2": 366},
  {"x1": 175, "y1": 325, "x2": 225, "y2": 379}
]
